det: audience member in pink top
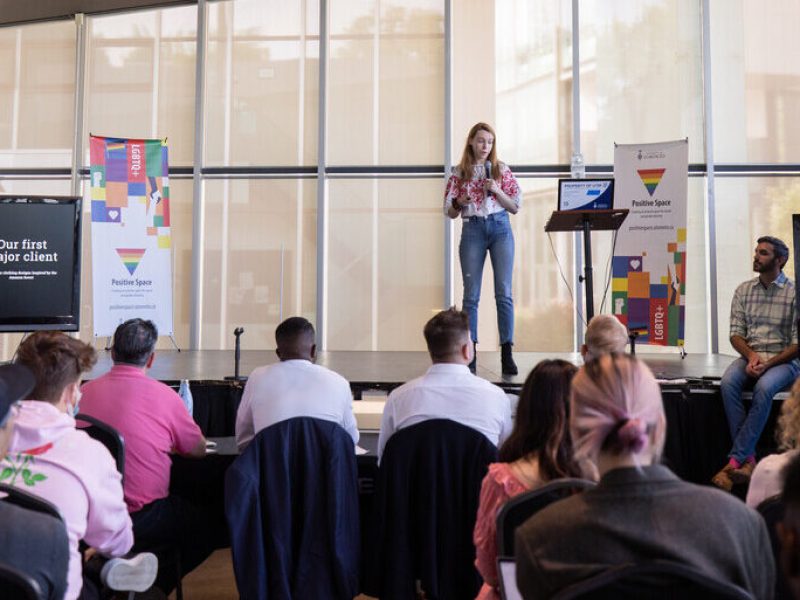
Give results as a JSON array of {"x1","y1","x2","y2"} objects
[
  {"x1": 3, "y1": 332, "x2": 133, "y2": 600},
  {"x1": 79, "y1": 318, "x2": 212, "y2": 595},
  {"x1": 473, "y1": 360, "x2": 580, "y2": 600}
]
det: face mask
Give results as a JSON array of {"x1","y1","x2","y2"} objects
[{"x1": 70, "y1": 388, "x2": 82, "y2": 417}]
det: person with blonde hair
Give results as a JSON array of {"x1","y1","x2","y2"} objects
[
  {"x1": 746, "y1": 376, "x2": 800, "y2": 508},
  {"x1": 581, "y1": 314, "x2": 629, "y2": 361},
  {"x1": 514, "y1": 353, "x2": 774, "y2": 600},
  {"x1": 445, "y1": 122, "x2": 521, "y2": 374}
]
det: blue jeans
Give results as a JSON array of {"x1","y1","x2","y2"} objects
[
  {"x1": 459, "y1": 212, "x2": 514, "y2": 345},
  {"x1": 721, "y1": 357, "x2": 800, "y2": 462},
  {"x1": 132, "y1": 494, "x2": 217, "y2": 593}
]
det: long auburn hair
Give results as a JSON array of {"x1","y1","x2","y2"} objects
[
  {"x1": 498, "y1": 359, "x2": 581, "y2": 481},
  {"x1": 457, "y1": 122, "x2": 500, "y2": 181}
]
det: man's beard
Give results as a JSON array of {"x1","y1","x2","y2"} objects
[{"x1": 754, "y1": 258, "x2": 779, "y2": 272}]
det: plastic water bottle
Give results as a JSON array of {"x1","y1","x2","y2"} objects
[{"x1": 178, "y1": 379, "x2": 193, "y2": 416}]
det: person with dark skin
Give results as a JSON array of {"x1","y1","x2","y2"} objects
[
  {"x1": 712, "y1": 236, "x2": 799, "y2": 491},
  {"x1": 235, "y1": 317, "x2": 359, "y2": 451}
]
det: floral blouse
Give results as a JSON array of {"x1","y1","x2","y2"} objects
[
  {"x1": 473, "y1": 462, "x2": 541, "y2": 600},
  {"x1": 444, "y1": 162, "x2": 521, "y2": 218}
]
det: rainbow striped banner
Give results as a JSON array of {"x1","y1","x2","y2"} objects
[
  {"x1": 89, "y1": 135, "x2": 174, "y2": 337},
  {"x1": 612, "y1": 140, "x2": 688, "y2": 348}
]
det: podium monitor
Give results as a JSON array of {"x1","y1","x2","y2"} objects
[
  {"x1": 0, "y1": 196, "x2": 82, "y2": 332},
  {"x1": 558, "y1": 178, "x2": 615, "y2": 211}
]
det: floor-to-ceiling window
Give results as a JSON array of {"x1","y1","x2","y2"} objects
[{"x1": 0, "y1": 0, "x2": 798, "y2": 358}]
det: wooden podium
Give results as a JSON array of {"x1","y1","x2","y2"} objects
[{"x1": 545, "y1": 209, "x2": 629, "y2": 322}]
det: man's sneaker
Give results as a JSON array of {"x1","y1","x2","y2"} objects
[
  {"x1": 710, "y1": 464, "x2": 735, "y2": 492},
  {"x1": 101, "y1": 553, "x2": 158, "y2": 593},
  {"x1": 729, "y1": 460, "x2": 756, "y2": 485}
]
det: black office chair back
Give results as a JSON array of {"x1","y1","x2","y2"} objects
[
  {"x1": 551, "y1": 561, "x2": 754, "y2": 600},
  {"x1": 75, "y1": 413, "x2": 125, "y2": 480},
  {"x1": 756, "y1": 494, "x2": 792, "y2": 600},
  {"x1": 0, "y1": 561, "x2": 42, "y2": 600},
  {"x1": 0, "y1": 482, "x2": 62, "y2": 522},
  {"x1": 496, "y1": 477, "x2": 596, "y2": 556},
  {"x1": 367, "y1": 419, "x2": 498, "y2": 600}
]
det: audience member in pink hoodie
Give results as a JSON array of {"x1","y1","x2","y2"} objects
[{"x1": 2, "y1": 332, "x2": 133, "y2": 600}]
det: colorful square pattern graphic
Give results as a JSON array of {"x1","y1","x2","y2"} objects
[
  {"x1": 89, "y1": 136, "x2": 171, "y2": 248},
  {"x1": 612, "y1": 228, "x2": 687, "y2": 346}
]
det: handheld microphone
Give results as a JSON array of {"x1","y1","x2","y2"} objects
[{"x1": 484, "y1": 161, "x2": 493, "y2": 199}]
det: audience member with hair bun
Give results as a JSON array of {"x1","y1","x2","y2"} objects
[
  {"x1": 746, "y1": 376, "x2": 800, "y2": 508},
  {"x1": 3, "y1": 331, "x2": 133, "y2": 600},
  {"x1": 472, "y1": 359, "x2": 580, "y2": 600},
  {"x1": 514, "y1": 353, "x2": 774, "y2": 600}
]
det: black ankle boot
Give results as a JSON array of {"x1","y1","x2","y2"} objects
[
  {"x1": 468, "y1": 342, "x2": 477, "y2": 374},
  {"x1": 501, "y1": 342, "x2": 518, "y2": 375}
]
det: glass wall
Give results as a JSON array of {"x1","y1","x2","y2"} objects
[
  {"x1": 579, "y1": 0, "x2": 704, "y2": 164},
  {"x1": 715, "y1": 176, "x2": 799, "y2": 355},
  {"x1": 709, "y1": 0, "x2": 800, "y2": 355},
  {"x1": 205, "y1": 0, "x2": 319, "y2": 167},
  {"x1": 201, "y1": 178, "x2": 317, "y2": 349},
  {"x1": 710, "y1": 0, "x2": 800, "y2": 163},
  {"x1": 0, "y1": 20, "x2": 75, "y2": 170},
  {"x1": 85, "y1": 6, "x2": 197, "y2": 166},
  {"x1": 0, "y1": 0, "x2": 797, "y2": 358},
  {"x1": 327, "y1": 178, "x2": 443, "y2": 350},
  {"x1": 328, "y1": 0, "x2": 444, "y2": 166}
]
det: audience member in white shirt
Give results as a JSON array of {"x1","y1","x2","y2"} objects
[
  {"x1": 235, "y1": 317, "x2": 359, "y2": 450},
  {"x1": 378, "y1": 308, "x2": 513, "y2": 460}
]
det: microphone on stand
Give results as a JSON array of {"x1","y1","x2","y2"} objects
[
  {"x1": 484, "y1": 161, "x2": 493, "y2": 199},
  {"x1": 225, "y1": 327, "x2": 247, "y2": 382}
]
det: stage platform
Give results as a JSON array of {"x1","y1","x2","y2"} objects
[
  {"x1": 85, "y1": 349, "x2": 739, "y2": 393},
  {"x1": 89, "y1": 349, "x2": 789, "y2": 490}
]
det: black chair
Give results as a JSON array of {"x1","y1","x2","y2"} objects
[
  {"x1": 75, "y1": 414, "x2": 172, "y2": 599},
  {"x1": 0, "y1": 482, "x2": 62, "y2": 522},
  {"x1": 551, "y1": 561, "x2": 754, "y2": 600},
  {"x1": 496, "y1": 477, "x2": 596, "y2": 557},
  {"x1": 75, "y1": 413, "x2": 125, "y2": 480},
  {"x1": 366, "y1": 419, "x2": 498, "y2": 600},
  {"x1": 0, "y1": 561, "x2": 42, "y2": 600},
  {"x1": 757, "y1": 494, "x2": 791, "y2": 600}
]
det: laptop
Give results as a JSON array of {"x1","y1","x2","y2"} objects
[
  {"x1": 558, "y1": 178, "x2": 615, "y2": 211},
  {"x1": 497, "y1": 557, "x2": 524, "y2": 600}
]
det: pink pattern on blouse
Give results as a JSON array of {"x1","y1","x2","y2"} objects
[
  {"x1": 444, "y1": 163, "x2": 521, "y2": 216},
  {"x1": 473, "y1": 462, "x2": 542, "y2": 600}
]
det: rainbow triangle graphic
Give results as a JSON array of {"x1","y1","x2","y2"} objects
[
  {"x1": 637, "y1": 168, "x2": 666, "y2": 196},
  {"x1": 116, "y1": 248, "x2": 146, "y2": 275}
]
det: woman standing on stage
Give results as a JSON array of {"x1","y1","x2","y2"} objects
[{"x1": 445, "y1": 122, "x2": 521, "y2": 374}]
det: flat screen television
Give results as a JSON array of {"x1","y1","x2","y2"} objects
[
  {"x1": 558, "y1": 178, "x2": 615, "y2": 211},
  {"x1": 0, "y1": 195, "x2": 82, "y2": 332}
]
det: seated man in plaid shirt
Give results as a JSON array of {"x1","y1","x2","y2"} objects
[{"x1": 713, "y1": 236, "x2": 799, "y2": 491}]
